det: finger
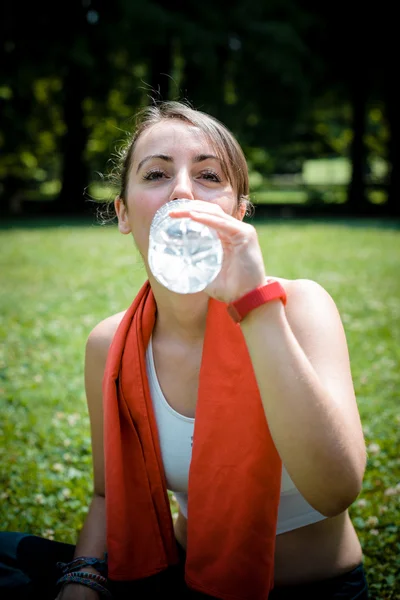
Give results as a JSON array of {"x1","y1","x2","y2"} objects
[
  {"x1": 169, "y1": 203, "x2": 230, "y2": 219},
  {"x1": 176, "y1": 210, "x2": 247, "y2": 237}
]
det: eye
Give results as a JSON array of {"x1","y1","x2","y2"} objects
[
  {"x1": 200, "y1": 170, "x2": 221, "y2": 183},
  {"x1": 143, "y1": 169, "x2": 167, "y2": 181}
]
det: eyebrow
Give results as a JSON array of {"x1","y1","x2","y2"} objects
[{"x1": 136, "y1": 153, "x2": 220, "y2": 173}]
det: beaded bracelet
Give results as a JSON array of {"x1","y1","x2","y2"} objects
[
  {"x1": 58, "y1": 570, "x2": 107, "y2": 585},
  {"x1": 57, "y1": 571, "x2": 112, "y2": 598},
  {"x1": 57, "y1": 554, "x2": 108, "y2": 577}
]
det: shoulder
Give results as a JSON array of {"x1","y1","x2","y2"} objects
[
  {"x1": 85, "y1": 310, "x2": 127, "y2": 363},
  {"x1": 268, "y1": 278, "x2": 354, "y2": 380},
  {"x1": 272, "y1": 276, "x2": 343, "y2": 332},
  {"x1": 272, "y1": 276, "x2": 337, "y2": 306},
  {"x1": 272, "y1": 276, "x2": 329, "y2": 295}
]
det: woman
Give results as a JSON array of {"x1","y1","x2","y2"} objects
[{"x1": 0, "y1": 101, "x2": 369, "y2": 599}]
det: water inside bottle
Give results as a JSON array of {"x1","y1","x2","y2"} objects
[{"x1": 148, "y1": 201, "x2": 223, "y2": 294}]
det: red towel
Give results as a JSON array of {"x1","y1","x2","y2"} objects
[{"x1": 103, "y1": 280, "x2": 282, "y2": 599}]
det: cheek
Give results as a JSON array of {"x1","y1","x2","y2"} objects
[
  {"x1": 218, "y1": 193, "x2": 238, "y2": 217},
  {"x1": 129, "y1": 194, "x2": 164, "y2": 257},
  {"x1": 130, "y1": 211, "x2": 151, "y2": 257}
]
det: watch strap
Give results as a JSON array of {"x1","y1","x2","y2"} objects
[{"x1": 227, "y1": 280, "x2": 287, "y2": 323}]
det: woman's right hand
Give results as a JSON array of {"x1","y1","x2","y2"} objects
[{"x1": 55, "y1": 582, "x2": 100, "y2": 599}]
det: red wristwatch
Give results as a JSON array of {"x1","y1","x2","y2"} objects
[{"x1": 227, "y1": 280, "x2": 287, "y2": 323}]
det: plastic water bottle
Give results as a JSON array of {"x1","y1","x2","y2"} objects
[{"x1": 148, "y1": 199, "x2": 223, "y2": 294}]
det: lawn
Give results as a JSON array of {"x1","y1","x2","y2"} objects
[{"x1": 0, "y1": 216, "x2": 399, "y2": 599}]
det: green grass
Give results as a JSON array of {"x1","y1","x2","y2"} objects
[{"x1": 1, "y1": 217, "x2": 399, "y2": 598}]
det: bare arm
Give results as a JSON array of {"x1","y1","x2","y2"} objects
[
  {"x1": 165, "y1": 206, "x2": 366, "y2": 517},
  {"x1": 241, "y1": 278, "x2": 367, "y2": 517},
  {"x1": 57, "y1": 312, "x2": 125, "y2": 599},
  {"x1": 165, "y1": 204, "x2": 367, "y2": 517}
]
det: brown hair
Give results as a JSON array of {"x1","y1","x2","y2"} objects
[{"x1": 111, "y1": 101, "x2": 252, "y2": 215}]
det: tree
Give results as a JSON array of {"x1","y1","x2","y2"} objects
[{"x1": 381, "y1": 7, "x2": 399, "y2": 216}]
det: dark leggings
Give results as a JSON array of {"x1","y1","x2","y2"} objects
[{"x1": 0, "y1": 532, "x2": 369, "y2": 599}]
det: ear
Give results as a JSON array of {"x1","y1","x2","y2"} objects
[
  {"x1": 114, "y1": 196, "x2": 131, "y2": 235},
  {"x1": 236, "y1": 199, "x2": 247, "y2": 222}
]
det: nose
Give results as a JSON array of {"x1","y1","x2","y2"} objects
[{"x1": 169, "y1": 169, "x2": 195, "y2": 202}]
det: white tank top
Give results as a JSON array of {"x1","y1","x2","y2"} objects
[{"x1": 146, "y1": 337, "x2": 326, "y2": 535}]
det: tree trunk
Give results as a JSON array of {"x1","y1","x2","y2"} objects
[
  {"x1": 347, "y1": 70, "x2": 368, "y2": 213},
  {"x1": 181, "y1": 44, "x2": 228, "y2": 120},
  {"x1": 384, "y1": 52, "x2": 399, "y2": 216},
  {"x1": 57, "y1": 61, "x2": 89, "y2": 215},
  {"x1": 148, "y1": 40, "x2": 173, "y2": 102}
]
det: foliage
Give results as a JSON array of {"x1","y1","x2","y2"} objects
[
  {"x1": 0, "y1": 217, "x2": 399, "y2": 598},
  {"x1": 1, "y1": 0, "x2": 393, "y2": 214}
]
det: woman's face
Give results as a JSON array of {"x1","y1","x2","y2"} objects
[{"x1": 115, "y1": 119, "x2": 242, "y2": 261}]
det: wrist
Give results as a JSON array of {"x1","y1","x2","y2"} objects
[
  {"x1": 58, "y1": 582, "x2": 101, "y2": 599},
  {"x1": 57, "y1": 573, "x2": 110, "y2": 598},
  {"x1": 227, "y1": 280, "x2": 287, "y2": 324},
  {"x1": 230, "y1": 279, "x2": 268, "y2": 304}
]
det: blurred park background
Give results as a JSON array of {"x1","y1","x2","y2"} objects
[
  {"x1": 1, "y1": 1, "x2": 399, "y2": 599},
  {"x1": 0, "y1": 0, "x2": 398, "y2": 218}
]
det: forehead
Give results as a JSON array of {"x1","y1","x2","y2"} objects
[{"x1": 133, "y1": 120, "x2": 215, "y2": 161}]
